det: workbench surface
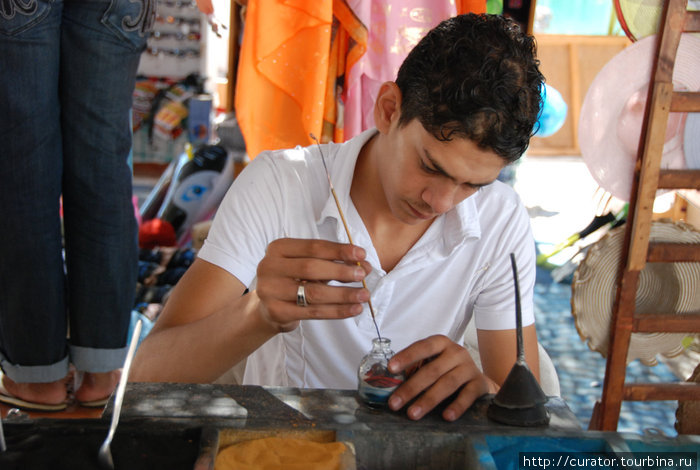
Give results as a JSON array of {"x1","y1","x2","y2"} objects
[{"x1": 2, "y1": 384, "x2": 698, "y2": 470}]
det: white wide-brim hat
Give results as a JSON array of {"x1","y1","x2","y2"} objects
[{"x1": 579, "y1": 34, "x2": 700, "y2": 201}]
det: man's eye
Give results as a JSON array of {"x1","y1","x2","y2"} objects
[{"x1": 420, "y1": 161, "x2": 440, "y2": 175}]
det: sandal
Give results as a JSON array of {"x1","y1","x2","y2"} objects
[
  {"x1": 0, "y1": 372, "x2": 68, "y2": 412},
  {"x1": 73, "y1": 370, "x2": 119, "y2": 408},
  {"x1": 78, "y1": 396, "x2": 111, "y2": 408}
]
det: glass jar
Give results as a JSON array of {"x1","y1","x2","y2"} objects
[{"x1": 357, "y1": 337, "x2": 405, "y2": 408}]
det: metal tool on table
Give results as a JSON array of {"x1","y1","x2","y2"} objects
[
  {"x1": 98, "y1": 318, "x2": 143, "y2": 469},
  {"x1": 310, "y1": 134, "x2": 382, "y2": 342},
  {"x1": 487, "y1": 253, "x2": 549, "y2": 427},
  {"x1": 0, "y1": 408, "x2": 5, "y2": 452}
]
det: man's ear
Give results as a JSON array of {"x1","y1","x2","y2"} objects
[{"x1": 373, "y1": 82, "x2": 402, "y2": 134}]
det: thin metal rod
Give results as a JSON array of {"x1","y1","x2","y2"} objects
[
  {"x1": 509, "y1": 253, "x2": 525, "y2": 363},
  {"x1": 0, "y1": 409, "x2": 6, "y2": 452},
  {"x1": 310, "y1": 134, "x2": 382, "y2": 341}
]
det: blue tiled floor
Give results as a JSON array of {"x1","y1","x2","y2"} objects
[{"x1": 533, "y1": 266, "x2": 680, "y2": 437}]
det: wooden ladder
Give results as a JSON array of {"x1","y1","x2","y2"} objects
[{"x1": 588, "y1": 0, "x2": 700, "y2": 432}]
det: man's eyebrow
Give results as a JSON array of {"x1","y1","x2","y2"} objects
[
  {"x1": 424, "y1": 150, "x2": 494, "y2": 188},
  {"x1": 424, "y1": 150, "x2": 453, "y2": 179}
]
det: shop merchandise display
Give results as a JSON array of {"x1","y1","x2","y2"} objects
[
  {"x1": 132, "y1": 0, "x2": 208, "y2": 164},
  {"x1": 357, "y1": 338, "x2": 404, "y2": 408},
  {"x1": 133, "y1": 246, "x2": 196, "y2": 324},
  {"x1": 131, "y1": 108, "x2": 246, "y2": 335}
]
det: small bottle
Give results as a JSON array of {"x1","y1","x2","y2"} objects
[{"x1": 357, "y1": 337, "x2": 405, "y2": 408}]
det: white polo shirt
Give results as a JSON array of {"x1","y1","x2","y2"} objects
[{"x1": 198, "y1": 128, "x2": 536, "y2": 389}]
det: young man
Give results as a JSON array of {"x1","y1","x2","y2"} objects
[{"x1": 131, "y1": 13, "x2": 545, "y2": 422}]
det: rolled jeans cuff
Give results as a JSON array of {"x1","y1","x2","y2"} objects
[
  {"x1": 0, "y1": 354, "x2": 70, "y2": 383},
  {"x1": 70, "y1": 344, "x2": 129, "y2": 373}
]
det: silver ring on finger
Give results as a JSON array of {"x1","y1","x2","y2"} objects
[{"x1": 296, "y1": 283, "x2": 308, "y2": 307}]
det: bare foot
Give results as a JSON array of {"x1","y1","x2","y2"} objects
[
  {"x1": 74, "y1": 370, "x2": 121, "y2": 404},
  {"x1": 1, "y1": 374, "x2": 68, "y2": 406}
]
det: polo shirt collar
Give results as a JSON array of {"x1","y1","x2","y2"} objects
[
  {"x1": 443, "y1": 194, "x2": 482, "y2": 251},
  {"x1": 317, "y1": 129, "x2": 375, "y2": 233}
]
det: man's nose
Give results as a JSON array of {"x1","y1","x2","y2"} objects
[{"x1": 422, "y1": 181, "x2": 458, "y2": 215}]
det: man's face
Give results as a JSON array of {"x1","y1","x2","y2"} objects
[{"x1": 378, "y1": 119, "x2": 506, "y2": 225}]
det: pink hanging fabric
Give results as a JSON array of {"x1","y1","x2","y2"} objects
[{"x1": 343, "y1": 1, "x2": 459, "y2": 139}]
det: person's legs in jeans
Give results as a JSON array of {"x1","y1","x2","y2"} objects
[
  {"x1": 60, "y1": 0, "x2": 150, "y2": 402},
  {"x1": 0, "y1": 0, "x2": 71, "y2": 406}
]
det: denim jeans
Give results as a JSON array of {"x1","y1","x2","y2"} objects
[{"x1": 0, "y1": 0, "x2": 153, "y2": 382}]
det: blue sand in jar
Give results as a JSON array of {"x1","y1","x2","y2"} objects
[
  {"x1": 358, "y1": 381, "x2": 398, "y2": 407},
  {"x1": 357, "y1": 337, "x2": 405, "y2": 408}
]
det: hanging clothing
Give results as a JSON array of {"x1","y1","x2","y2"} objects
[
  {"x1": 234, "y1": 0, "x2": 333, "y2": 158},
  {"x1": 342, "y1": 0, "x2": 485, "y2": 140},
  {"x1": 234, "y1": 0, "x2": 487, "y2": 155},
  {"x1": 320, "y1": 0, "x2": 367, "y2": 144}
]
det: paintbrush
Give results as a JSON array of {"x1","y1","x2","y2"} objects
[{"x1": 309, "y1": 134, "x2": 382, "y2": 341}]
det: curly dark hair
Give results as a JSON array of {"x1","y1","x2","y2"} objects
[{"x1": 395, "y1": 14, "x2": 544, "y2": 162}]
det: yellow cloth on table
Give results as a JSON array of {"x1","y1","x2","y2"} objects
[{"x1": 215, "y1": 437, "x2": 348, "y2": 470}]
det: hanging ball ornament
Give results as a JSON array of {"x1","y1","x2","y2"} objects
[{"x1": 535, "y1": 83, "x2": 568, "y2": 138}]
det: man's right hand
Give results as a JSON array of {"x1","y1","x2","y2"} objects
[{"x1": 255, "y1": 238, "x2": 372, "y2": 332}]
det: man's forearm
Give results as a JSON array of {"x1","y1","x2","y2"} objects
[{"x1": 129, "y1": 294, "x2": 274, "y2": 383}]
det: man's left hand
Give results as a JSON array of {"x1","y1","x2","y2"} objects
[{"x1": 387, "y1": 334, "x2": 497, "y2": 421}]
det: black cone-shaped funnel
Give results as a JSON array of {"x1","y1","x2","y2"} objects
[{"x1": 487, "y1": 253, "x2": 550, "y2": 427}]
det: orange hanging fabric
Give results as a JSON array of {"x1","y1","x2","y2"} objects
[
  {"x1": 234, "y1": 0, "x2": 333, "y2": 158},
  {"x1": 321, "y1": 0, "x2": 367, "y2": 143},
  {"x1": 456, "y1": 0, "x2": 486, "y2": 14}
]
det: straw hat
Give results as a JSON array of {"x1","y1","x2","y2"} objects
[
  {"x1": 578, "y1": 34, "x2": 700, "y2": 202},
  {"x1": 571, "y1": 220, "x2": 700, "y2": 366}
]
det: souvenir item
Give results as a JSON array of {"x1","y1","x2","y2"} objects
[
  {"x1": 357, "y1": 338, "x2": 404, "y2": 408},
  {"x1": 572, "y1": 220, "x2": 700, "y2": 365},
  {"x1": 578, "y1": 34, "x2": 700, "y2": 201}
]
